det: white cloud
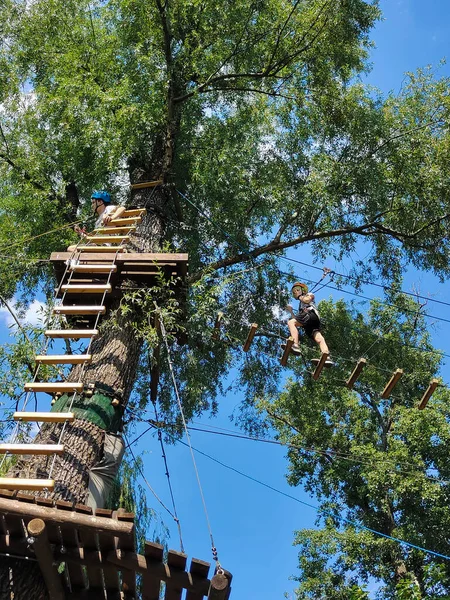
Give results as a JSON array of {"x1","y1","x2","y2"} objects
[{"x1": 0, "y1": 299, "x2": 47, "y2": 328}]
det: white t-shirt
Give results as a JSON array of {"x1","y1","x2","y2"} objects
[{"x1": 95, "y1": 204, "x2": 117, "y2": 229}]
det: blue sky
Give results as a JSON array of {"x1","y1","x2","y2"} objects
[{"x1": 1, "y1": 2, "x2": 450, "y2": 598}]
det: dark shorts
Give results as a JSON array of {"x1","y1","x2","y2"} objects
[{"x1": 294, "y1": 310, "x2": 321, "y2": 340}]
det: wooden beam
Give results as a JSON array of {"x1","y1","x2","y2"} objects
[
  {"x1": 381, "y1": 369, "x2": 403, "y2": 399},
  {"x1": 53, "y1": 306, "x2": 105, "y2": 315},
  {"x1": 186, "y1": 558, "x2": 211, "y2": 600},
  {"x1": 0, "y1": 444, "x2": 64, "y2": 455},
  {"x1": 14, "y1": 412, "x2": 75, "y2": 423},
  {"x1": 345, "y1": 358, "x2": 367, "y2": 389},
  {"x1": 280, "y1": 337, "x2": 294, "y2": 366},
  {"x1": 142, "y1": 542, "x2": 164, "y2": 600},
  {"x1": 130, "y1": 180, "x2": 163, "y2": 190},
  {"x1": 69, "y1": 264, "x2": 117, "y2": 273},
  {"x1": 208, "y1": 572, "x2": 231, "y2": 600},
  {"x1": 75, "y1": 245, "x2": 126, "y2": 252},
  {"x1": 51, "y1": 252, "x2": 188, "y2": 264},
  {"x1": 35, "y1": 355, "x2": 92, "y2": 365},
  {"x1": 27, "y1": 519, "x2": 65, "y2": 600},
  {"x1": 96, "y1": 226, "x2": 136, "y2": 234},
  {"x1": 45, "y1": 329, "x2": 99, "y2": 339},
  {"x1": 312, "y1": 352, "x2": 329, "y2": 381},
  {"x1": 242, "y1": 324, "x2": 258, "y2": 352},
  {"x1": 418, "y1": 378, "x2": 440, "y2": 410},
  {"x1": 61, "y1": 284, "x2": 112, "y2": 294},
  {"x1": 108, "y1": 217, "x2": 141, "y2": 227},
  {"x1": 0, "y1": 478, "x2": 54, "y2": 491},
  {"x1": 25, "y1": 382, "x2": 83, "y2": 393},
  {"x1": 85, "y1": 235, "x2": 130, "y2": 244}
]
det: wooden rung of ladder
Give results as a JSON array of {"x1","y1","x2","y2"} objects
[
  {"x1": 130, "y1": 180, "x2": 163, "y2": 190},
  {"x1": 0, "y1": 444, "x2": 64, "y2": 455},
  {"x1": 313, "y1": 353, "x2": 329, "y2": 380},
  {"x1": 61, "y1": 284, "x2": 112, "y2": 294},
  {"x1": 35, "y1": 354, "x2": 92, "y2": 365},
  {"x1": 96, "y1": 226, "x2": 136, "y2": 234},
  {"x1": 69, "y1": 264, "x2": 117, "y2": 273},
  {"x1": 45, "y1": 329, "x2": 99, "y2": 339},
  {"x1": 381, "y1": 369, "x2": 403, "y2": 399},
  {"x1": 346, "y1": 358, "x2": 367, "y2": 389},
  {"x1": 85, "y1": 236, "x2": 130, "y2": 244},
  {"x1": 53, "y1": 305, "x2": 106, "y2": 315},
  {"x1": 243, "y1": 324, "x2": 258, "y2": 352},
  {"x1": 14, "y1": 412, "x2": 75, "y2": 423},
  {"x1": 108, "y1": 217, "x2": 142, "y2": 227},
  {"x1": 418, "y1": 378, "x2": 440, "y2": 410},
  {"x1": 25, "y1": 382, "x2": 83, "y2": 393},
  {"x1": 280, "y1": 337, "x2": 294, "y2": 367},
  {"x1": 75, "y1": 245, "x2": 126, "y2": 252},
  {"x1": 121, "y1": 207, "x2": 147, "y2": 216},
  {"x1": 0, "y1": 478, "x2": 55, "y2": 491}
]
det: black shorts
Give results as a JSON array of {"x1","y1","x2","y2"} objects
[{"x1": 295, "y1": 310, "x2": 321, "y2": 340}]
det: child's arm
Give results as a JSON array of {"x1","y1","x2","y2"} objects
[{"x1": 104, "y1": 206, "x2": 126, "y2": 224}]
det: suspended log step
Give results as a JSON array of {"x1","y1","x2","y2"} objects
[
  {"x1": 85, "y1": 236, "x2": 130, "y2": 244},
  {"x1": 45, "y1": 329, "x2": 99, "y2": 339},
  {"x1": 312, "y1": 353, "x2": 329, "y2": 380},
  {"x1": 381, "y1": 369, "x2": 403, "y2": 399},
  {"x1": 96, "y1": 226, "x2": 136, "y2": 234},
  {"x1": 346, "y1": 358, "x2": 367, "y2": 389},
  {"x1": 35, "y1": 354, "x2": 92, "y2": 365},
  {"x1": 0, "y1": 478, "x2": 55, "y2": 491},
  {"x1": 280, "y1": 337, "x2": 294, "y2": 367},
  {"x1": 418, "y1": 378, "x2": 440, "y2": 410},
  {"x1": 0, "y1": 444, "x2": 64, "y2": 455},
  {"x1": 121, "y1": 207, "x2": 147, "y2": 217},
  {"x1": 69, "y1": 264, "x2": 117, "y2": 273},
  {"x1": 75, "y1": 245, "x2": 126, "y2": 252},
  {"x1": 61, "y1": 284, "x2": 112, "y2": 294},
  {"x1": 14, "y1": 412, "x2": 75, "y2": 423},
  {"x1": 53, "y1": 305, "x2": 106, "y2": 315},
  {"x1": 108, "y1": 217, "x2": 141, "y2": 227},
  {"x1": 25, "y1": 382, "x2": 83, "y2": 393},
  {"x1": 243, "y1": 323, "x2": 258, "y2": 352}
]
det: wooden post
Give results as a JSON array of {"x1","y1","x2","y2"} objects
[
  {"x1": 418, "y1": 378, "x2": 440, "y2": 410},
  {"x1": 242, "y1": 324, "x2": 258, "y2": 352},
  {"x1": 381, "y1": 369, "x2": 403, "y2": 399},
  {"x1": 280, "y1": 337, "x2": 294, "y2": 366},
  {"x1": 27, "y1": 518, "x2": 65, "y2": 600},
  {"x1": 312, "y1": 353, "x2": 329, "y2": 381},
  {"x1": 345, "y1": 358, "x2": 367, "y2": 389},
  {"x1": 208, "y1": 571, "x2": 231, "y2": 600}
]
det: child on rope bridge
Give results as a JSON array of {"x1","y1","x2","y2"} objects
[
  {"x1": 285, "y1": 282, "x2": 334, "y2": 366},
  {"x1": 68, "y1": 190, "x2": 126, "y2": 251}
]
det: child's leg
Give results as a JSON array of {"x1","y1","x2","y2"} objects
[
  {"x1": 288, "y1": 318, "x2": 301, "y2": 345},
  {"x1": 312, "y1": 330, "x2": 329, "y2": 354}
]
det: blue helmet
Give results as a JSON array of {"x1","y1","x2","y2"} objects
[{"x1": 91, "y1": 190, "x2": 111, "y2": 204}]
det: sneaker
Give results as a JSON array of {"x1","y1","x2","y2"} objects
[
  {"x1": 311, "y1": 357, "x2": 335, "y2": 368},
  {"x1": 281, "y1": 343, "x2": 302, "y2": 356}
]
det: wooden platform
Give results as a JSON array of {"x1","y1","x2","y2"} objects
[
  {"x1": 0, "y1": 490, "x2": 232, "y2": 599},
  {"x1": 51, "y1": 252, "x2": 188, "y2": 304}
]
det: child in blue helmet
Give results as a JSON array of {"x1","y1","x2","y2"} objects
[{"x1": 70, "y1": 190, "x2": 126, "y2": 249}]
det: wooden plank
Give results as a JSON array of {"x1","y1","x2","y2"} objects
[
  {"x1": 242, "y1": 323, "x2": 258, "y2": 352},
  {"x1": 14, "y1": 412, "x2": 75, "y2": 423},
  {"x1": 70, "y1": 264, "x2": 117, "y2": 273},
  {"x1": 345, "y1": 358, "x2": 367, "y2": 389},
  {"x1": 53, "y1": 306, "x2": 106, "y2": 315},
  {"x1": 312, "y1": 352, "x2": 329, "y2": 381},
  {"x1": 130, "y1": 180, "x2": 163, "y2": 190},
  {"x1": 96, "y1": 509, "x2": 120, "y2": 593},
  {"x1": 61, "y1": 284, "x2": 112, "y2": 294},
  {"x1": 96, "y1": 226, "x2": 136, "y2": 234},
  {"x1": 27, "y1": 519, "x2": 65, "y2": 600},
  {"x1": 381, "y1": 369, "x2": 403, "y2": 399},
  {"x1": 25, "y1": 382, "x2": 83, "y2": 393},
  {"x1": 186, "y1": 558, "x2": 210, "y2": 600},
  {"x1": 142, "y1": 542, "x2": 164, "y2": 600},
  {"x1": 35, "y1": 354, "x2": 92, "y2": 365},
  {"x1": 418, "y1": 378, "x2": 440, "y2": 410},
  {"x1": 121, "y1": 208, "x2": 147, "y2": 217},
  {"x1": 108, "y1": 218, "x2": 141, "y2": 227},
  {"x1": 78, "y1": 514, "x2": 104, "y2": 591},
  {"x1": 0, "y1": 444, "x2": 64, "y2": 455},
  {"x1": 45, "y1": 329, "x2": 99, "y2": 339},
  {"x1": 51, "y1": 252, "x2": 188, "y2": 264},
  {"x1": 0, "y1": 478, "x2": 55, "y2": 491},
  {"x1": 55, "y1": 503, "x2": 87, "y2": 591},
  {"x1": 117, "y1": 508, "x2": 136, "y2": 597},
  {"x1": 85, "y1": 236, "x2": 130, "y2": 244},
  {"x1": 280, "y1": 337, "x2": 294, "y2": 367},
  {"x1": 164, "y1": 550, "x2": 187, "y2": 600}
]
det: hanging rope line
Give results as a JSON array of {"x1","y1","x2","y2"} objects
[
  {"x1": 157, "y1": 306, "x2": 222, "y2": 571},
  {"x1": 0, "y1": 219, "x2": 85, "y2": 253}
]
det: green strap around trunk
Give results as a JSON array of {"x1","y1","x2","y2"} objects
[{"x1": 51, "y1": 391, "x2": 122, "y2": 433}]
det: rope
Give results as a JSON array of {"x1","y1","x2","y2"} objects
[{"x1": 157, "y1": 306, "x2": 222, "y2": 570}]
